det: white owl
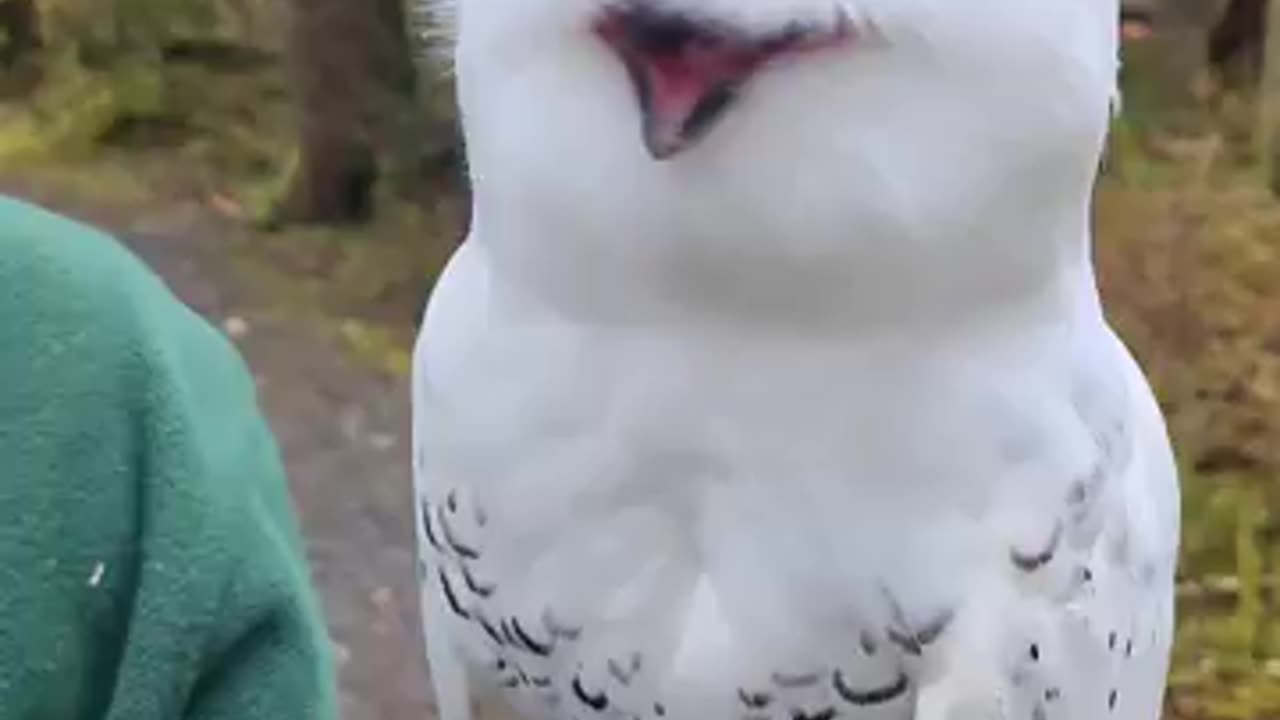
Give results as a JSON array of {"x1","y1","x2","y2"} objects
[{"x1": 411, "y1": 2, "x2": 1181, "y2": 719}]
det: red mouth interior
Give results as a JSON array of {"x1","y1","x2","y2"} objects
[
  {"x1": 594, "y1": 13, "x2": 764, "y2": 129},
  {"x1": 594, "y1": 9, "x2": 849, "y2": 157}
]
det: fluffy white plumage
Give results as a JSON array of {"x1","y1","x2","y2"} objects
[{"x1": 411, "y1": 2, "x2": 1180, "y2": 719}]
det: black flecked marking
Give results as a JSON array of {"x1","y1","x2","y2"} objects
[
  {"x1": 446, "y1": 489, "x2": 459, "y2": 513},
  {"x1": 738, "y1": 689, "x2": 772, "y2": 708},
  {"x1": 772, "y1": 671, "x2": 821, "y2": 688},
  {"x1": 500, "y1": 618, "x2": 517, "y2": 645},
  {"x1": 1108, "y1": 631, "x2": 1117, "y2": 651},
  {"x1": 461, "y1": 564, "x2": 495, "y2": 597},
  {"x1": 792, "y1": 708, "x2": 836, "y2": 720},
  {"x1": 1125, "y1": 638, "x2": 1134, "y2": 657},
  {"x1": 438, "y1": 570, "x2": 471, "y2": 620},
  {"x1": 421, "y1": 501, "x2": 443, "y2": 551},
  {"x1": 1045, "y1": 687, "x2": 1060, "y2": 702},
  {"x1": 511, "y1": 617, "x2": 553, "y2": 656},
  {"x1": 1012, "y1": 521, "x2": 1063, "y2": 572},
  {"x1": 1031, "y1": 702, "x2": 1047, "y2": 720},
  {"x1": 543, "y1": 609, "x2": 583, "y2": 641},
  {"x1": 607, "y1": 654, "x2": 642, "y2": 686},
  {"x1": 833, "y1": 669, "x2": 909, "y2": 706},
  {"x1": 572, "y1": 675, "x2": 609, "y2": 711},
  {"x1": 1029, "y1": 643, "x2": 1040, "y2": 662},
  {"x1": 888, "y1": 608, "x2": 953, "y2": 656},
  {"x1": 859, "y1": 629, "x2": 878, "y2": 655},
  {"x1": 654, "y1": 703, "x2": 666, "y2": 716},
  {"x1": 915, "y1": 608, "x2": 954, "y2": 646},
  {"x1": 437, "y1": 511, "x2": 480, "y2": 560},
  {"x1": 1066, "y1": 480, "x2": 1088, "y2": 505},
  {"x1": 477, "y1": 613, "x2": 506, "y2": 646},
  {"x1": 884, "y1": 591, "x2": 953, "y2": 656},
  {"x1": 531, "y1": 675, "x2": 553, "y2": 688},
  {"x1": 886, "y1": 628, "x2": 918, "y2": 655},
  {"x1": 1067, "y1": 464, "x2": 1106, "y2": 530},
  {"x1": 1108, "y1": 689, "x2": 1118, "y2": 710}
]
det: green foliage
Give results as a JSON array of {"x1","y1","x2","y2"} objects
[
  {"x1": 36, "y1": 0, "x2": 252, "y2": 58},
  {"x1": 0, "y1": 0, "x2": 281, "y2": 171}
]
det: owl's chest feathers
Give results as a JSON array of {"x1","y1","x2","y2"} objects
[
  {"x1": 420, "y1": 318, "x2": 1126, "y2": 577},
  {"x1": 415, "y1": 314, "x2": 1150, "y2": 715}
]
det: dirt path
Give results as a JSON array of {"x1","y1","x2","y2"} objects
[{"x1": 5, "y1": 184, "x2": 434, "y2": 720}]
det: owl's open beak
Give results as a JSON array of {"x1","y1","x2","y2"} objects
[{"x1": 594, "y1": 7, "x2": 851, "y2": 160}]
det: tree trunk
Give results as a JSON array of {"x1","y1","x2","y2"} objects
[
  {"x1": 279, "y1": 0, "x2": 422, "y2": 225},
  {"x1": 1208, "y1": 0, "x2": 1266, "y2": 87},
  {"x1": 283, "y1": 124, "x2": 379, "y2": 225},
  {"x1": 0, "y1": 0, "x2": 39, "y2": 66},
  {"x1": 1259, "y1": 0, "x2": 1280, "y2": 193},
  {"x1": 1118, "y1": 0, "x2": 1226, "y2": 113}
]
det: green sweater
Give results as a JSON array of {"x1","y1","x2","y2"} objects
[{"x1": 0, "y1": 196, "x2": 337, "y2": 720}]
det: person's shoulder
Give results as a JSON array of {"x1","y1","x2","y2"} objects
[
  {"x1": 0, "y1": 193, "x2": 279, "y2": 576},
  {"x1": 0, "y1": 194, "x2": 173, "y2": 344},
  {"x1": 0, "y1": 193, "x2": 254, "y2": 426}
]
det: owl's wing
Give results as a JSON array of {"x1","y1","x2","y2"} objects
[
  {"x1": 913, "y1": 332, "x2": 1180, "y2": 720},
  {"x1": 413, "y1": 238, "x2": 492, "y2": 720}
]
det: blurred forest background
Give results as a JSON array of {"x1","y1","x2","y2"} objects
[{"x1": 2, "y1": 0, "x2": 1279, "y2": 718}]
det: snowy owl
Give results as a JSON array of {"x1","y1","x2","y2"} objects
[{"x1": 411, "y1": 1, "x2": 1181, "y2": 720}]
